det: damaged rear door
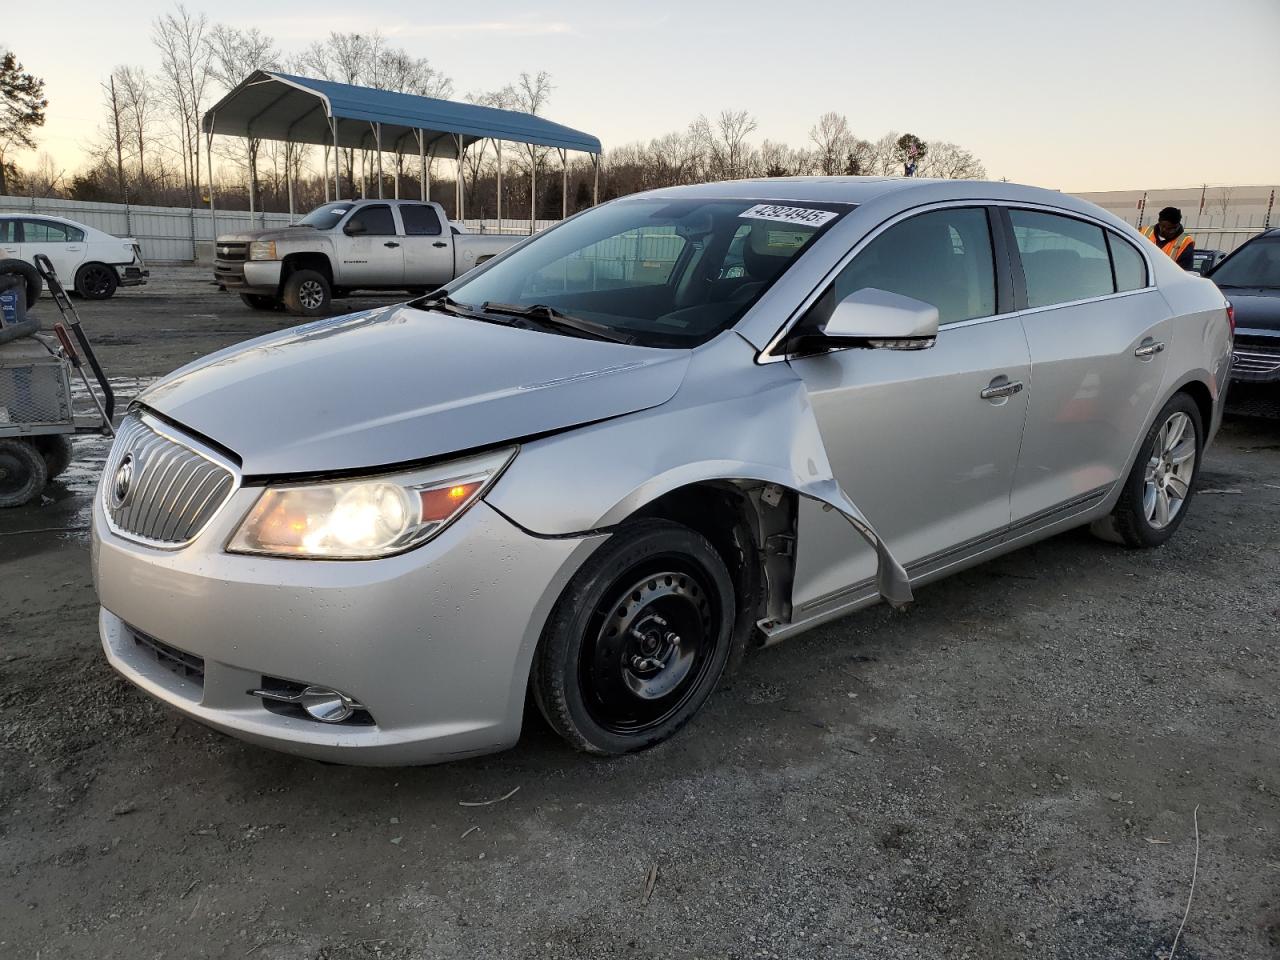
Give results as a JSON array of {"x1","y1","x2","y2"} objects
[{"x1": 782, "y1": 205, "x2": 1030, "y2": 614}]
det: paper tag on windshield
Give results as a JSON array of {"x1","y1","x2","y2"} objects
[{"x1": 740, "y1": 204, "x2": 837, "y2": 228}]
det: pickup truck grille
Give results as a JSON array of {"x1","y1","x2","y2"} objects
[
  {"x1": 216, "y1": 241, "x2": 248, "y2": 262},
  {"x1": 102, "y1": 412, "x2": 238, "y2": 547}
]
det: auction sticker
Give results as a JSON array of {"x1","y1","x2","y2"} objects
[{"x1": 739, "y1": 204, "x2": 837, "y2": 227}]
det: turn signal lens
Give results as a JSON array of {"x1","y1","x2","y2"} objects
[{"x1": 227, "y1": 448, "x2": 515, "y2": 559}]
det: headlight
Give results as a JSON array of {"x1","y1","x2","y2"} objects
[
  {"x1": 227, "y1": 447, "x2": 516, "y2": 559},
  {"x1": 248, "y1": 240, "x2": 277, "y2": 261}
]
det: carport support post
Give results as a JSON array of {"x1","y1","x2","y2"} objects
[
  {"x1": 374, "y1": 122, "x2": 384, "y2": 199},
  {"x1": 593, "y1": 153, "x2": 599, "y2": 206},
  {"x1": 455, "y1": 134, "x2": 465, "y2": 224},
  {"x1": 205, "y1": 122, "x2": 217, "y2": 245},
  {"x1": 332, "y1": 117, "x2": 341, "y2": 199},
  {"x1": 285, "y1": 140, "x2": 295, "y2": 222},
  {"x1": 495, "y1": 140, "x2": 503, "y2": 230},
  {"x1": 529, "y1": 154, "x2": 537, "y2": 236},
  {"x1": 416, "y1": 130, "x2": 426, "y2": 201},
  {"x1": 560, "y1": 148, "x2": 568, "y2": 220}
]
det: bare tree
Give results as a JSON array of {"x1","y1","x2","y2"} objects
[
  {"x1": 503, "y1": 71, "x2": 554, "y2": 217},
  {"x1": 114, "y1": 66, "x2": 155, "y2": 187},
  {"x1": 152, "y1": 5, "x2": 213, "y2": 207},
  {"x1": 809, "y1": 112, "x2": 852, "y2": 176},
  {"x1": 918, "y1": 141, "x2": 986, "y2": 179},
  {"x1": 693, "y1": 110, "x2": 758, "y2": 181},
  {"x1": 205, "y1": 24, "x2": 280, "y2": 209},
  {"x1": 761, "y1": 139, "x2": 813, "y2": 177}
]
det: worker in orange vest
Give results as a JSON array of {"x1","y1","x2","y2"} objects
[{"x1": 1141, "y1": 207, "x2": 1195, "y2": 270}]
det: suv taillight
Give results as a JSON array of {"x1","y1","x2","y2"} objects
[{"x1": 1226, "y1": 301, "x2": 1235, "y2": 337}]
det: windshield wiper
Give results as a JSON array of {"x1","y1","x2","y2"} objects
[
  {"x1": 480, "y1": 302, "x2": 635, "y2": 344},
  {"x1": 417, "y1": 293, "x2": 530, "y2": 328}
]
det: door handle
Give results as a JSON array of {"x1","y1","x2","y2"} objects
[
  {"x1": 980, "y1": 377, "x2": 1024, "y2": 401},
  {"x1": 383, "y1": 241, "x2": 400, "y2": 248},
  {"x1": 1134, "y1": 338, "x2": 1166, "y2": 359},
  {"x1": 432, "y1": 241, "x2": 448, "y2": 248}
]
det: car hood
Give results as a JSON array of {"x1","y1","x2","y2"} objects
[
  {"x1": 216, "y1": 227, "x2": 322, "y2": 244},
  {"x1": 1222, "y1": 289, "x2": 1280, "y2": 332},
  {"x1": 139, "y1": 305, "x2": 691, "y2": 476}
]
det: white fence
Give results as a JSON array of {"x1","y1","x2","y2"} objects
[{"x1": 0, "y1": 195, "x2": 559, "y2": 263}]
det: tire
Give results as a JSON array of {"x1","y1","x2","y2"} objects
[
  {"x1": 0, "y1": 258, "x2": 41, "y2": 306},
  {"x1": 31, "y1": 434, "x2": 73, "y2": 480},
  {"x1": 239, "y1": 292, "x2": 279, "y2": 311},
  {"x1": 74, "y1": 262, "x2": 119, "y2": 300},
  {"x1": 0, "y1": 439, "x2": 48, "y2": 508},
  {"x1": 282, "y1": 269, "x2": 331, "y2": 317},
  {"x1": 1096, "y1": 392, "x2": 1203, "y2": 548},
  {"x1": 531, "y1": 519, "x2": 736, "y2": 756}
]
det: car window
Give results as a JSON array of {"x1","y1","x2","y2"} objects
[
  {"x1": 527, "y1": 225, "x2": 688, "y2": 297},
  {"x1": 400, "y1": 204, "x2": 442, "y2": 237},
  {"x1": 1209, "y1": 237, "x2": 1280, "y2": 288},
  {"x1": 817, "y1": 207, "x2": 997, "y2": 328},
  {"x1": 0, "y1": 219, "x2": 14, "y2": 243},
  {"x1": 65, "y1": 225, "x2": 85, "y2": 242},
  {"x1": 1108, "y1": 232, "x2": 1147, "y2": 292},
  {"x1": 21, "y1": 219, "x2": 71, "y2": 243},
  {"x1": 1010, "y1": 210, "x2": 1114, "y2": 308},
  {"x1": 346, "y1": 205, "x2": 396, "y2": 237}
]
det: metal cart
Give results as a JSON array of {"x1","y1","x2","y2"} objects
[{"x1": 0, "y1": 254, "x2": 114, "y2": 508}]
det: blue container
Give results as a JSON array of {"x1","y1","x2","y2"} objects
[{"x1": 0, "y1": 274, "x2": 25, "y2": 330}]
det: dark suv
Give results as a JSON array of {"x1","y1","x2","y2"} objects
[{"x1": 1209, "y1": 228, "x2": 1280, "y2": 416}]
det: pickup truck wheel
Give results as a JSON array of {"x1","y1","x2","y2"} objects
[
  {"x1": 239, "y1": 293, "x2": 279, "y2": 311},
  {"x1": 282, "y1": 269, "x2": 331, "y2": 317},
  {"x1": 75, "y1": 263, "x2": 118, "y2": 300}
]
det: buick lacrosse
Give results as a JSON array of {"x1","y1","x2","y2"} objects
[{"x1": 92, "y1": 178, "x2": 1232, "y2": 763}]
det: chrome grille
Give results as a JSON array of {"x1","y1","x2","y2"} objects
[
  {"x1": 102, "y1": 412, "x2": 237, "y2": 546},
  {"x1": 1231, "y1": 347, "x2": 1280, "y2": 377}
]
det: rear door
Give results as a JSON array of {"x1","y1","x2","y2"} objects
[
  {"x1": 18, "y1": 218, "x2": 85, "y2": 284},
  {"x1": 338, "y1": 204, "x2": 403, "y2": 287},
  {"x1": 398, "y1": 203, "x2": 454, "y2": 287},
  {"x1": 786, "y1": 205, "x2": 1031, "y2": 609},
  {"x1": 1002, "y1": 207, "x2": 1169, "y2": 524}
]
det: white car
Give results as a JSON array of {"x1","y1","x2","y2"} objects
[{"x1": 0, "y1": 214, "x2": 148, "y2": 300}]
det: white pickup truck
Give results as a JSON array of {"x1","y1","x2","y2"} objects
[{"x1": 214, "y1": 199, "x2": 520, "y2": 316}]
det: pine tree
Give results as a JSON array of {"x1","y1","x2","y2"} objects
[{"x1": 0, "y1": 52, "x2": 48, "y2": 195}]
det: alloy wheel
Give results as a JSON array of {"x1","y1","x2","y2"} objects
[
  {"x1": 81, "y1": 265, "x2": 114, "y2": 297},
  {"x1": 1143, "y1": 411, "x2": 1196, "y2": 530},
  {"x1": 298, "y1": 280, "x2": 324, "y2": 310}
]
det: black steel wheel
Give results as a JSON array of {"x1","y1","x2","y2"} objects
[
  {"x1": 533, "y1": 519, "x2": 736, "y2": 755},
  {"x1": 0, "y1": 439, "x2": 48, "y2": 508},
  {"x1": 74, "y1": 262, "x2": 118, "y2": 300}
]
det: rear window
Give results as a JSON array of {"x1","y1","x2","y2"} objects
[
  {"x1": 1010, "y1": 210, "x2": 1114, "y2": 308},
  {"x1": 400, "y1": 204, "x2": 442, "y2": 236}
]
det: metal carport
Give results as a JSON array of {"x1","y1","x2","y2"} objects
[{"x1": 202, "y1": 70, "x2": 602, "y2": 234}]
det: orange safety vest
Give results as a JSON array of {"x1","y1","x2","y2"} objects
[{"x1": 1141, "y1": 225, "x2": 1194, "y2": 263}]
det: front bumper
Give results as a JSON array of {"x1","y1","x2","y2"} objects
[
  {"x1": 213, "y1": 259, "x2": 281, "y2": 294},
  {"x1": 93, "y1": 488, "x2": 603, "y2": 765}
]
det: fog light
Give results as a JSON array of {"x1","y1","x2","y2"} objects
[{"x1": 249, "y1": 684, "x2": 366, "y2": 723}]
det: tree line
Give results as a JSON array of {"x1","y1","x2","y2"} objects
[{"x1": 1, "y1": 4, "x2": 986, "y2": 222}]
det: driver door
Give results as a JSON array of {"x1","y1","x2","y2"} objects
[
  {"x1": 786, "y1": 206, "x2": 1032, "y2": 610},
  {"x1": 338, "y1": 204, "x2": 403, "y2": 287}
]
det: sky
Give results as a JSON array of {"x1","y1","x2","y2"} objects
[{"x1": 6, "y1": 0, "x2": 1279, "y2": 192}]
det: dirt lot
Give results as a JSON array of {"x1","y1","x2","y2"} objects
[{"x1": 1, "y1": 267, "x2": 1277, "y2": 959}]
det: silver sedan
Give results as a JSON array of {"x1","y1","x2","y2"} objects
[{"x1": 92, "y1": 178, "x2": 1232, "y2": 764}]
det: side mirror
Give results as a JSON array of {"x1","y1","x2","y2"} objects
[
  {"x1": 344, "y1": 220, "x2": 366, "y2": 236},
  {"x1": 816, "y1": 287, "x2": 939, "y2": 350}
]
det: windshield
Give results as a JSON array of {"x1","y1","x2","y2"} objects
[
  {"x1": 441, "y1": 197, "x2": 850, "y2": 346},
  {"x1": 296, "y1": 203, "x2": 353, "y2": 230},
  {"x1": 1210, "y1": 237, "x2": 1280, "y2": 288}
]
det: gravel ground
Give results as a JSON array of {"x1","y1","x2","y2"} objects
[{"x1": 1, "y1": 267, "x2": 1277, "y2": 959}]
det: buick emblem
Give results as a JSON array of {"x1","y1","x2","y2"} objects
[{"x1": 111, "y1": 454, "x2": 135, "y2": 509}]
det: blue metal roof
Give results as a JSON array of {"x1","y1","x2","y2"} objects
[{"x1": 202, "y1": 71, "x2": 601, "y2": 156}]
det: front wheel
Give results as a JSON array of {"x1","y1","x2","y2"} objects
[
  {"x1": 0, "y1": 439, "x2": 48, "y2": 508},
  {"x1": 1095, "y1": 393, "x2": 1203, "y2": 548},
  {"x1": 281, "y1": 269, "x2": 331, "y2": 317},
  {"x1": 75, "y1": 263, "x2": 119, "y2": 300},
  {"x1": 532, "y1": 519, "x2": 736, "y2": 756}
]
